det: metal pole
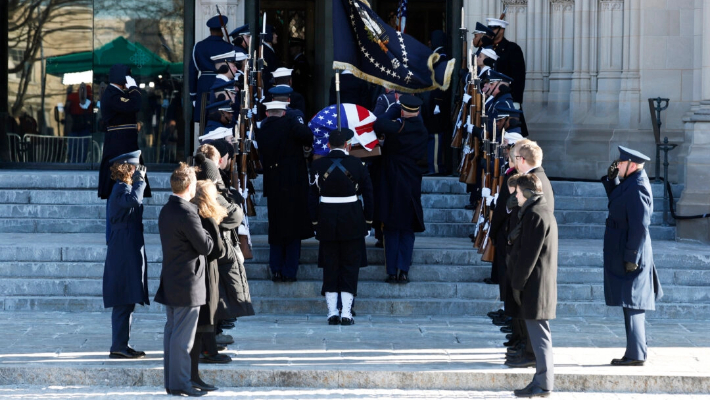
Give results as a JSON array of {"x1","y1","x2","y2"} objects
[
  {"x1": 335, "y1": 70, "x2": 341, "y2": 130},
  {"x1": 0, "y1": 0, "x2": 9, "y2": 161},
  {"x1": 659, "y1": 136, "x2": 678, "y2": 226}
]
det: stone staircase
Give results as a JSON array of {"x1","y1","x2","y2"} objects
[{"x1": 0, "y1": 170, "x2": 706, "y2": 319}]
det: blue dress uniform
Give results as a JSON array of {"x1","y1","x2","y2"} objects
[
  {"x1": 256, "y1": 101, "x2": 314, "y2": 281},
  {"x1": 189, "y1": 16, "x2": 235, "y2": 121},
  {"x1": 485, "y1": 71, "x2": 515, "y2": 141},
  {"x1": 424, "y1": 30, "x2": 450, "y2": 175},
  {"x1": 98, "y1": 64, "x2": 151, "y2": 202},
  {"x1": 602, "y1": 146, "x2": 663, "y2": 365},
  {"x1": 103, "y1": 150, "x2": 149, "y2": 359},
  {"x1": 229, "y1": 23, "x2": 250, "y2": 53},
  {"x1": 261, "y1": 25, "x2": 281, "y2": 89},
  {"x1": 308, "y1": 129, "x2": 374, "y2": 325},
  {"x1": 373, "y1": 95, "x2": 428, "y2": 283}
]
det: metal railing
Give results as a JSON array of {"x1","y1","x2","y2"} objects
[{"x1": 6, "y1": 133, "x2": 102, "y2": 164}]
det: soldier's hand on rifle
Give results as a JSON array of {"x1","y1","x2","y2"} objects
[{"x1": 607, "y1": 160, "x2": 620, "y2": 180}]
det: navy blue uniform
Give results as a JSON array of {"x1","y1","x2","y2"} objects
[
  {"x1": 602, "y1": 168, "x2": 663, "y2": 361},
  {"x1": 189, "y1": 35, "x2": 235, "y2": 121},
  {"x1": 262, "y1": 44, "x2": 281, "y2": 90},
  {"x1": 98, "y1": 85, "x2": 151, "y2": 199},
  {"x1": 373, "y1": 115, "x2": 427, "y2": 275}
]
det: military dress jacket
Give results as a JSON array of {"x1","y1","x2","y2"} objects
[
  {"x1": 98, "y1": 85, "x2": 151, "y2": 199},
  {"x1": 373, "y1": 115, "x2": 428, "y2": 233},
  {"x1": 602, "y1": 169, "x2": 663, "y2": 310},
  {"x1": 308, "y1": 150, "x2": 374, "y2": 241},
  {"x1": 155, "y1": 196, "x2": 214, "y2": 308},
  {"x1": 492, "y1": 38, "x2": 526, "y2": 104},
  {"x1": 256, "y1": 113, "x2": 315, "y2": 244},
  {"x1": 189, "y1": 35, "x2": 236, "y2": 120},
  {"x1": 103, "y1": 180, "x2": 149, "y2": 308}
]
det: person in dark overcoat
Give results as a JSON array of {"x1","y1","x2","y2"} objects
[
  {"x1": 373, "y1": 95, "x2": 428, "y2": 284},
  {"x1": 256, "y1": 101, "x2": 314, "y2": 282},
  {"x1": 98, "y1": 64, "x2": 152, "y2": 203},
  {"x1": 155, "y1": 163, "x2": 214, "y2": 397},
  {"x1": 189, "y1": 180, "x2": 228, "y2": 390},
  {"x1": 602, "y1": 146, "x2": 663, "y2": 366},
  {"x1": 261, "y1": 25, "x2": 281, "y2": 90},
  {"x1": 102, "y1": 150, "x2": 148, "y2": 359},
  {"x1": 507, "y1": 173, "x2": 558, "y2": 398},
  {"x1": 308, "y1": 128, "x2": 374, "y2": 326}
]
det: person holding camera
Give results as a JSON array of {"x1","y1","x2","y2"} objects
[
  {"x1": 102, "y1": 150, "x2": 149, "y2": 359},
  {"x1": 602, "y1": 146, "x2": 664, "y2": 366}
]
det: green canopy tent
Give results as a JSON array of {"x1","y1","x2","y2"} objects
[{"x1": 46, "y1": 36, "x2": 183, "y2": 78}]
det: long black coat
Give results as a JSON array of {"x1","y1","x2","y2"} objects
[
  {"x1": 256, "y1": 113, "x2": 315, "y2": 245},
  {"x1": 602, "y1": 169, "x2": 663, "y2": 310},
  {"x1": 374, "y1": 115, "x2": 428, "y2": 232},
  {"x1": 197, "y1": 217, "x2": 224, "y2": 327},
  {"x1": 530, "y1": 166, "x2": 555, "y2": 212},
  {"x1": 308, "y1": 151, "x2": 374, "y2": 241},
  {"x1": 492, "y1": 38, "x2": 526, "y2": 104},
  {"x1": 103, "y1": 180, "x2": 149, "y2": 308},
  {"x1": 155, "y1": 196, "x2": 214, "y2": 308},
  {"x1": 98, "y1": 85, "x2": 151, "y2": 199},
  {"x1": 508, "y1": 196, "x2": 558, "y2": 320},
  {"x1": 490, "y1": 167, "x2": 515, "y2": 299}
]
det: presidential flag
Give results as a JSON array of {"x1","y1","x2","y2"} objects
[
  {"x1": 309, "y1": 103, "x2": 378, "y2": 156},
  {"x1": 333, "y1": 0, "x2": 455, "y2": 93}
]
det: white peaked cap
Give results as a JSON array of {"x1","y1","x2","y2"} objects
[
  {"x1": 480, "y1": 48, "x2": 498, "y2": 60},
  {"x1": 264, "y1": 101, "x2": 289, "y2": 111},
  {"x1": 210, "y1": 51, "x2": 236, "y2": 61},
  {"x1": 487, "y1": 18, "x2": 509, "y2": 29},
  {"x1": 506, "y1": 131, "x2": 524, "y2": 143},
  {"x1": 272, "y1": 67, "x2": 293, "y2": 78},
  {"x1": 199, "y1": 127, "x2": 233, "y2": 141}
]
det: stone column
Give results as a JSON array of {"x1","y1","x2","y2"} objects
[
  {"x1": 569, "y1": 0, "x2": 592, "y2": 123},
  {"x1": 547, "y1": 0, "x2": 575, "y2": 120},
  {"x1": 195, "y1": 0, "x2": 243, "y2": 42},
  {"x1": 596, "y1": 0, "x2": 624, "y2": 123},
  {"x1": 677, "y1": 0, "x2": 710, "y2": 243},
  {"x1": 524, "y1": 0, "x2": 546, "y2": 110},
  {"x1": 618, "y1": 0, "x2": 641, "y2": 129}
]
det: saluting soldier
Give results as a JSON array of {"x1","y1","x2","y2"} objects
[
  {"x1": 189, "y1": 15, "x2": 235, "y2": 123},
  {"x1": 373, "y1": 95, "x2": 428, "y2": 284},
  {"x1": 99, "y1": 64, "x2": 152, "y2": 243},
  {"x1": 308, "y1": 128, "x2": 373, "y2": 326},
  {"x1": 486, "y1": 17, "x2": 528, "y2": 136},
  {"x1": 602, "y1": 146, "x2": 663, "y2": 366},
  {"x1": 256, "y1": 101, "x2": 314, "y2": 282}
]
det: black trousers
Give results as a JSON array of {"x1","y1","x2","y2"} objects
[
  {"x1": 320, "y1": 238, "x2": 362, "y2": 295},
  {"x1": 111, "y1": 303, "x2": 135, "y2": 352}
]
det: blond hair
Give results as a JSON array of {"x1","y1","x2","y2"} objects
[
  {"x1": 191, "y1": 180, "x2": 228, "y2": 224},
  {"x1": 517, "y1": 141, "x2": 543, "y2": 168},
  {"x1": 170, "y1": 162, "x2": 196, "y2": 194},
  {"x1": 197, "y1": 144, "x2": 221, "y2": 163}
]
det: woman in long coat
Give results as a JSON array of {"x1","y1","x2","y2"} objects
[{"x1": 103, "y1": 150, "x2": 149, "y2": 359}]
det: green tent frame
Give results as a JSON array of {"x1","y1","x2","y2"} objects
[{"x1": 46, "y1": 36, "x2": 183, "y2": 78}]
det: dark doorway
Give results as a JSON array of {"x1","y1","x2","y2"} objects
[{"x1": 375, "y1": 0, "x2": 447, "y2": 46}]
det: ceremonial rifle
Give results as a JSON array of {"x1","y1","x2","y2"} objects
[
  {"x1": 457, "y1": 46, "x2": 475, "y2": 182},
  {"x1": 481, "y1": 126, "x2": 503, "y2": 262},
  {"x1": 215, "y1": 5, "x2": 231, "y2": 43},
  {"x1": 475, "y1": 113, "x2": 494, "y2": 251},
  {"x1": 451, "y1": 8, "x2": 468, "y2": 149}
]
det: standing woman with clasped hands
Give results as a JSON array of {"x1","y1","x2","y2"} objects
[{"x1": 103, "y1": 150, "x2": 149, "y2": 359}]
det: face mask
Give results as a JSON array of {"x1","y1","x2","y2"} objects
[{"x1": 481, "y1": 36, "x2": 494, "y2": 47}]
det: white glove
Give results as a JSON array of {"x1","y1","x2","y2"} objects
[
  {"x1": 192, "y1": 101, "x2": 195, "y2": 107},
  {"x1": 481, "y1": 188, "x2": 491, "y2": 198},
  {"x1": 252, "y1": 105, "x2": 258, "y2": 115},
  {"x1": 434, "y1": 105, "x2": 441, "y2": 115},
  {"x1": 466, "y1": 123, "x2": 473, "y2": 134},
  {"x1": 125, "y1": 76, "x2": 137, "y2": 89},
  {"x1": 237, "y1": 224, "x2": 249, "y2": 235},
  {"x1": 256, "y1": 121, "x2": 262, "y2": 129},
  {"x1": 485, "y1": 196, "x2": 494, "y2": 206},
  {"x1": 462, "y1": 94, "x2": 472, "y2": 104},
  {"x1": 247, "y1": 108, "x2": 253, "y2": 119},
  {"x1": 79, "y1": 99, "x2": 91, "y2": 110}
]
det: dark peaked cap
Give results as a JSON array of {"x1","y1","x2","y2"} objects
[
  {"x1": 399, "y1": 95, "x2": 423, "y2": 112},
  {"x1": 618, "y1": 146, "x2": 650, "y2": 164},
  {"x1": 109, "y1": 150, "x2": 141, "y2": 165}
]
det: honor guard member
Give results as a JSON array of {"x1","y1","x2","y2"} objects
[
  {"x1": 602, "y1": 146, "x2": 663, "y2": 366},
  {"x1": 99, "y1": 64, "x2": 152, "y2": 243},
  {"x1": 373, "y1": 95, "x2": 428, "y2": 284},
  {"x1": 289, "y1": 38, "x2": 311, "y2": 99},
  {"x1": 483, "y1": 70, "x2": 516, "y2": 140},
  {"x1": 103, "y1": 150, "x2": 149, "y2": 360},
  {"x1": 477, "y1": 47, "x2": 498, "y2": 80},
  {"x1": 202, "y1": 99, "x2": 234, "y2": 136},
  {"x1": 189, "y1": 15, "x2": 235, "y2": 122},
  {"x1": 494, "y1": 106, "x2": 524, "y2": 138},
  {"x1": 473, "y1": 22, "x2": 496, "y2": 49},
  {"x1": 261, "y1": 25, "x2": 281, "y2": 89},
  {"x1": 373, "y1": 89, "x2": 400, "y2": 117},
  {"x1": 487, "y1": 17, "x2": 527, "y2": 136},
  {"x1": 209, "y1": 79, "x2": 238, "y2": 112},
  {"x1": 229, "y1": 23, "x2": 251, "y2": 53},
  {"x1": 267, "y1": 84, "x2": 305, "y2": 122},
  {"x1": 308, "y1": 128, "x2": 374, "y2": 326},
  {"x1": 422, "y1": 30, "x2": 451, "y2": 176},
  {"x1": 256, "y1": 101, "x2": 314, "y2": 282},
  {"x1": 272, "y1": 67, "x2": 307, "y2": 115}
]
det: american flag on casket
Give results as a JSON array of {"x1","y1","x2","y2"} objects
[{"x1": 308, "y1": 103, "x2": 379, "y2": 157}]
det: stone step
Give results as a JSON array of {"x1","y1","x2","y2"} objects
[
  {"x1": 1, "y1": 261, "x2": 700, "y2": 286},
  {"x1": 0, "y1": 218, "x2": 676, "y2": 239},
  {"x1": 2, "y1": 295, "x2": 708, "y2": 319}
]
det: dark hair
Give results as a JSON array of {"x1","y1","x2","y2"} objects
[
  {"x1": 507, "y1": 173, "x2": 522, "y2": 188},
  {"x1": 516, "y1": 173, "x2": 543, "y2": 199},
  {"x1": 170, "y1": 162, "x2": 196, "y2": 194},
  {"x1": 110, "y1": 163, "x2": 134, "y2": 185},
  {"x1": 274, "y1": 76, "x2": 291, "y2": 85}
]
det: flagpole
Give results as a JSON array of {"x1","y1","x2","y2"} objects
[{"x1": 335, "y1": 70, "x2": 342, "y2": 130}]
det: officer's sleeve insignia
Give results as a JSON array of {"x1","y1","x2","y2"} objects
[{"x1": 120, "y1": 97, "x2": 130, "y2": 103}]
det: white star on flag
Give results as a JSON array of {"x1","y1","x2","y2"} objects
[
  {"x1": 318, "y1": 115, "x2": 324, "y2": 120},
  {"x1": 326, "y1": 120, "x2": 333, "y2": 126}
]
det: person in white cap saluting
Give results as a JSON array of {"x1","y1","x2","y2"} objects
[
  {"x1": 256, "y1": 100, "x2": 314, "y2": 283},
  {"x1": 602, "y1": 146, "x2": 663, "y2": 367}
]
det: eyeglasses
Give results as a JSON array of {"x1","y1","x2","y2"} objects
[{"x1": 514, "y1": 155, "x2": 525, "y2": 160}]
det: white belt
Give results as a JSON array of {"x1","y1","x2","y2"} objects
[{"x1": 320, "y1": 195, "x2": 358, "y2": 204}]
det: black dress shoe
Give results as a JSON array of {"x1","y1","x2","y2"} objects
[
  {"x1": 199, "y1": 353, "x2": 232, "y2": 364},
  {"x1": 224, "y1": 318, "x2": 237, "y2": 323},
  {"x1": 216, "y1": 345, "x2": 227, "y2": 351},
  {"x1": 397, "y1": 271, "x2": 409, "y2": 284},
  {"x1": 611, "y1": 357, "x2": 645, "y2": 366},
  {"x1": 514, "y1": 384, "x2": 550, "y2": 398},
  {"x1": 219, "y1": 322, "x2": 235, "y2": 330},
  {"x1": 483, "y1": 278, "x2": 497, "y2": 285},
  {"x1": 192, "y1": 379, "x2": 218, "y2": 391},
  {"x1": 109, "y1": 349, "x2": 142, "y2": 359},
  {"x1": 271, "y1": 272, "x2": 282, "y2": 282},
  {"x1": 126, "y1": 347, "x2": 146, "y2": 357},
  {"x1": 504, "y1": 337, "x2": 521, "y2": 347},
  {"x1": 487, "y1": 309, "x2": 504, "y2": 319},
  {"x1": 505, "y1": 355, "x2": 536, "y2": 368},
  {"x1": 492, "y1": 316, "x2": 512, "y2": 326},
  {"x1": 328, "y1": 315, "x2": 341, "y2": 325},
  {"x1": 385, "y1": 274, "x2": 398, "y2": 283},
  {"x1": 282, "y1": 276, "x2": 298, "y2": 282},
  {"x1": 169, "y1": 387, "x2": 206, "y2": 397},
  {"x1": 500, "y1": 325, "x2": 513, "y2": 334},
  {"x1": 505, "y1": 334, "x2": 514, "y2": 340},
  {"x1": 340, "y1": 317, "x2": 355, "y2": 326}
]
